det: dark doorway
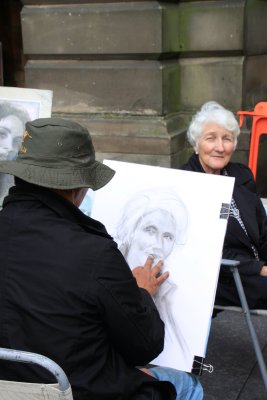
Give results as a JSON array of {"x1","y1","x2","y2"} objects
[{"x1": 0, "y1": 0, "x2": 24, "y2": 87}]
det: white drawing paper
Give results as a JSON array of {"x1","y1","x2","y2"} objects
[{"x1": 90, "y1": 160, "x2": 235, "y2": 372}]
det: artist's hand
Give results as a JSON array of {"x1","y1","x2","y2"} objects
[
  {"x1": 132, "y1": 256, "x2": 169, "y2": 296},
  {"x1": 138, "y1": 367, "x2": 153, "y2": 376},
  {"x1": 260, "y1": 265, "x2": 267, "y2": 277}
]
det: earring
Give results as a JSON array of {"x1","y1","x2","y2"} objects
[{"x1": 195, "y1": 151, "x2": 199, "y2": 155}]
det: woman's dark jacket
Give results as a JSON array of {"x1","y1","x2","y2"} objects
[
  {"x1": 0, "y1": 183, "x2": 176, "y2": 400},
  {"x1": 180, "y1": 153, "x2": 267, "y2": 308}
]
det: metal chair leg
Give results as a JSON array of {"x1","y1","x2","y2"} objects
[{"x1": 230, "y1": 265, "x2": 267, "y2": 391}]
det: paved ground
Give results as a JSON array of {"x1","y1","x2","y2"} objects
[{"x1": 199, "y1": 310, "x2": 267, "y2": 399}]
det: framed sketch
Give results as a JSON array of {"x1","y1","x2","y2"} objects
[
  {"x1": 0, "y1": 86, "x2": 53, "y2": 206},
  {"x1": 90, "y1": 160, "x2": 235, "y2": 373}
]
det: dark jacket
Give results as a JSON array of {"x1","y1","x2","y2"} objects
[
  {"x1": 180, "y1": 153, "x2": 267, "y2": 308},
  {"x1": 0, "y1": 183, "x2": 176, "y2": 400}
]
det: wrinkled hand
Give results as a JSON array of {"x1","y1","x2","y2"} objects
[{"x1": 132, "y1": 256, "x2": 169, "y2": 296}]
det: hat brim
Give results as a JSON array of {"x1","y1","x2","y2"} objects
[{"x1": 0, "y1": 160, "x2": 115, "y2": 190}]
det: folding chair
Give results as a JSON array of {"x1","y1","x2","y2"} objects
[
  {"x1": 214, "y1": 259, "x2": 267, "y2": 392},
  {"x1": 0, "y1": 347, "x2": 73, "y2": 400}
]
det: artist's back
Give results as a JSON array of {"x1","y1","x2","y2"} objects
[{"x1": 0, "y1": 183, "x2": 172, "y2": 400}]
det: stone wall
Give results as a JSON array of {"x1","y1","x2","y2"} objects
[{"x1": 21, "y1": 0, "x2": 267, "y2": 167}]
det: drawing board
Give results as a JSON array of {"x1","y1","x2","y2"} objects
[{"x1": 90, "y1": 160, "x2": 235, "y2": 373}]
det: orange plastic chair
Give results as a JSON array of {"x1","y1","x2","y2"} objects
[{"x1": 237, "y1": 102, "x2": 267, "y2": 180}]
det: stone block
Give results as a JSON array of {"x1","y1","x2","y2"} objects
[
  {"x1": 179, "y1": 56, "x2": 244, "y2": 111},
  {"x1": 96, "y1": 152, "x2": 173, "y2": 168},
  {"x1": 21, "y1": 2, "x2": 180, "y2": 55},
  {"x1": 244, "y1": 0, "x2": 267, "y2": 55},
  {"x1": 178, "y1": 0, "x2": 244, "y2": 53},
  {"x1": 54, "y1": 112, "x2": 188, "y2": 168},
  {"x1": 24, "y1": 59, "x2": 180, "y2": 115},
  {"x1": 177, "y1": 0, "x2": 267, "y2": 55},
  {"x1": 243, "y1": 54, "x2": 267, "y2": 109}
]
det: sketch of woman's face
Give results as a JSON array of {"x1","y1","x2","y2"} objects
[
  {"x1": 0, "y1": 119, "x2": 13, "y2": 160},
  {"x1": 0, "y1": 115, "x2": 24, "y2": 160},
  {"x1": 126, "y1": 209, "x2": 176, "y2": 268}
]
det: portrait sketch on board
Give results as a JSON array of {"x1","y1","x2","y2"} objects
[
  {"x1": 0, "y1": 87, "x2": 53, "y2": 206},
  {"x1": 114, "y1": 188, "x2": 192, "y2": 365},
  {"x1": 91, "y1": 159, "x2": 235, "y2": 372}
]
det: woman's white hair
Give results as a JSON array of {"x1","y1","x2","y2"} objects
[
  {"x1": 187, "y1": 101, "x2": 240, "y2": 149},
  {"x1": 115, "y1": 188, "x2": 189, "y2": 259}
]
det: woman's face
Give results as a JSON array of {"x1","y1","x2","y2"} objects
[
  {"x1": 126, "y1": 209, "x2": 176, "y2": 268},
  {"x1": 196, "y1": 122, "x2": 235, "y2": 174}
]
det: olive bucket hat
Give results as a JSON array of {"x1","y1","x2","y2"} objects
[{"x1": 0, "y1": 117, "x2": 115, "y2": 190}]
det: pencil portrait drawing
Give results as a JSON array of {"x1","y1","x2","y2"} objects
[{"x1": 115, "y1": 188, "x2": 192, "y2": 363}]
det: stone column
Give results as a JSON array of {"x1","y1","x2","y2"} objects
[{"x1": 21, "y1": 0, "x2": 267, "y2": 167}]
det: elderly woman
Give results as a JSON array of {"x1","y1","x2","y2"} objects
[{"x1": 180, "y1": 101, "x2": 267, "y2": 309}]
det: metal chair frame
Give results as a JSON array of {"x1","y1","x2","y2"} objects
[
  {"x1": 214, "y1": 259, "x2": 267, "y2": 391},
  {"x1": 0, "y1": 347, "x2": 70, "y2": 391},
  {"x1": 0, "y1": 347, "x2": 73, "y2": 399}
]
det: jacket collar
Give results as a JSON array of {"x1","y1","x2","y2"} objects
[
  {"x1": 184, "y1": 153, "x2": 252, "y2": 187},
  {"x1": 185, "y1": 153, "x2": 205, "y2": 173},
  {"x1": 4, "y1": 182, "x2": 111, "y2": 239},
  {"x1": 183, "y1": 154, "x2": 260, "y2": 245}
]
